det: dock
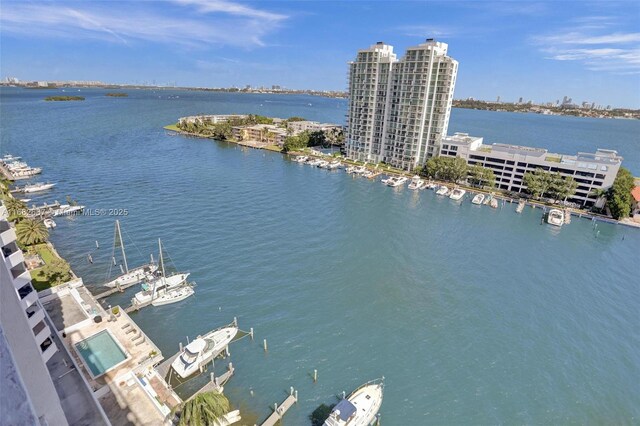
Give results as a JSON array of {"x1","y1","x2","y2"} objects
[
  {"x1": 260, "y1": 389, "x2": 298, "y2": 426},
  {"x1": 94, "y1": 280, "x2": 141, "y2": 300},
  {"x1": 188, "y1": 363, "x2": 235, "y2": 398}
]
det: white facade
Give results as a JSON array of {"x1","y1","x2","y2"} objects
[
  {"x1": 440, "y1": 133, "x2": 623, "y2": 206},
  {"x1": 0, "y1": 203, "x2": 67, "y2": 425},
  {"x1": 346, "y1": 39, "x2": 458, "y2": 170}
]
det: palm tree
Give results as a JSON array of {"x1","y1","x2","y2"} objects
[
  {"x1": 175, "y1": 391, "x2": 230, "y2": 426},
  {"x1": 15, "y1": 218, "x2": 49, "y2": 246},
  {"x1": 2, "y1": 196, "x2": 27, "y2": 221},
  {"x1": 588, "y1": 188, "x2": 608, "y2": 210}
]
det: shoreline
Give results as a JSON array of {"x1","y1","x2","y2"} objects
[{"x1": 164, "y1": 123, "x2": 640, "y2": 230}]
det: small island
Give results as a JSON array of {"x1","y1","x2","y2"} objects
[
  {"x1": 44, "y1": 96, "x2": 85, "y2": 101},
  {"x1": 106, "y1": 92, "x2": 128, "y2": 97}
]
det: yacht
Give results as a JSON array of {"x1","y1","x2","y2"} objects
[
  {"x1": 471, "y1": 193, "x2": 485, "y2": 205},
  {"x1": 408, "y1": 175, "x2": 425, "y2": 190},
  {"x1": 323, "y1": 379, "x2": 384, "y2": 426},
  {"x1": 436, "y1": 186, "x2": 450, "y2": 196},
  {"x1": 353, "y1": 165, "x2": 367, "y2": 175},
  {"x1": 449, "y1": 188, "x2": 466, "y2": 201},
  {"x1": 381, "y1": 176, "x2": 393, "y2": 185},
  {"x1": 12, "y1": 167, "x2": 42, "y2": 178},
  {"x1": 327, "y1": 160, "x2": 342, "y2": 169},
  {"x1": 151, "y1": 283, "x2": 194, "y2": 307},
  {"x1": 43, "y1": 218, "x2": 57, "y2": 229},
  {"x1": 12, "y1": 182, "x2": 56, "y2": 193},
  {"x1": 306, "y1": 158, "x2": 321, "y2": 166},
  {"x1": 52, "y1": 204, "x2": 84, "y2": 216},
  {"x1": 103, "y1": 220, "x2": 158, "y2": 288},
  {"x1": 1, "y1": 154, "x2": 21, "y2": 162},
  {"x1": 387, "y1": 176, "x2": 407, "y2": 187},
  {"x1": 547, "y1": 209, "x2": 564, "y2": 226},
  {"x1": 490, "y1": 198, "x2": 499, "y2": 209},
  {"x1": 170, "y1": 325, "x2": 239, "y2": 379},
  {"x1": 345, "y1": 165, "x2": 357, "y2": 174}
]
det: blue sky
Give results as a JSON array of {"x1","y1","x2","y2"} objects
[{"x1": 1, "y1": 1, "x2": 639, "y2": 107}]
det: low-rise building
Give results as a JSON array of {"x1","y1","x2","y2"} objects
[
  {"x1": 232, "y1": 124, "x2": 288, "y2": 146},
  {"x1": 440, "y1": 132, "x2": 623, "y2": 206},
  {"x1": 178, "y1": 114, "x2": 247, "y2": 126},
  {"x1": 631, "y1": 186, "x2": 640, "y2": 221},
  {"x1": 286, "y1": 120, "x2": 342, "y2": 134}
]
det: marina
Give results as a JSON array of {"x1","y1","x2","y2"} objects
[{"x1": 1, "y1": 88, "x2": 638, "y2": 424}]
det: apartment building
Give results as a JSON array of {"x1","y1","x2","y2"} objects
[
  {"x1": 440, "y1": 132, "x2": 623, "y2": 206},
  {"x1": 286, "y1": 120, "x2": 342, "y2": 134},
  {"x1": 232, "y1": 124, "x2": 288, "y2": 146},
  {"x1": 0, "y1": 203, "x2": 67, "y2": 425},
  {"x1": 346, "y1": 39, "x2": 458, "y2": 170}
]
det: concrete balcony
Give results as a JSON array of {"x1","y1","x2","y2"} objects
[
  {"x1": 5, "y1": 250, "x2": 24, "y2": 270},
  {"x1": 41, "y1": 340, "x2": 58, "y2": 364},
  {"x1": 21, "y1": 289, "x2": 38, "y2": 310},
  {"x1": 0, "y1": 227, "x2": 17, "y2": 247},
  {"x1": 27, "y1": 304, "x2": 46, "y2": 329},
  {"x1": 12, "y1": 270, "x2": 31, "y2": 291},
  {"x1": 33, "y1": 320, "x2": 52, "y2": 346}
]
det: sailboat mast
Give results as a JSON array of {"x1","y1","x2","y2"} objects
[
  {"x1": 159, "y1": 238, "x2": 166, "y2": 289},
  {"x1": 116, "y1": 220, "x2": 129, "y2": 273}
]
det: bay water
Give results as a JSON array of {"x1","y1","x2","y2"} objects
[{"x1": 1, "y1": 88, "x2": 638, "y2": 424}]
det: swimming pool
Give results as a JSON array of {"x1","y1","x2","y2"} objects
[{"x1": 75, "y1": 330, "x2": 128, "y2": 378}]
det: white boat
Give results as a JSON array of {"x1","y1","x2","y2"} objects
[
  {"x1": 133, "y1": 239, "x2": 193, "y2": 307},
  {"x1": 293, "y1": 155, "x2": 308, "y2": 163},
  {"x1": 516, "y1": 199, "x2": 526, "y2": 213},
  {"x1": 2, "y1": 154, "x2": 21, "y2": 162},
  {"x1": 170, "y1": 325, "x2": 238, "y2": 379},
  {"x1": 436, "y1": 186, "x2": 450, "y2": 196},
  {"x1": 345, "y1": 165, "x2": 357, "y2": 174},
  {"x1": 306, "y1": 158, "x2": 321, "y2": 166},
  {"x1": 52, "y1": 204, "x2": 84, "y2": 216},
  {"x1": 408, "y1": 175, "x2": 425, "y2": 190},
  {"x1": 426, "y1": 181, "x2": 438, "y2": 190},
  {"x1": 490, "y1": 198, "x2": 499, "y2": 209},
  {"x1": 353, "y1": 165, "x2": 367, "y2": 175},
  {"x1": 327, "y1": 160, "x2": 342, "y2": 169},
  {"x1": 43, "y1": 218, "x2": 56, "y2": 229},
  {"x1": 151, "y1": 284, "x2": 194, "y2": 307},
  {"x1": 317, "y1": 160, "x2": 329, "y2": 168},
  {"x1": 103, "y1": 221, "x2": 158, "y2": 288},
  {"x1": 471, "y1": 193, "x2": 485, "y2": 205},
  {"x1": 323, "y1": 379, "x2": 384, "y2": 426},
  {"x1": 547, "y1": 209, "x2": 564, "y2": 226},
  {"x1": 19, "y1": 198, "x2": 31, "y2": 203},
  {"x1": 12, "y1": 182, "x2": 56, "y2": 193},
  {"x1": 449, "y1": 188, "x2": 466, "y2": 201},
  {"x1": 386, "y1": 176, "x2": 407, "y2": 187}
]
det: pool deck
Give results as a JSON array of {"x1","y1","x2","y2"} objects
[{"x1": 40, "y1": 280, "x2": 182, "y2": 425}]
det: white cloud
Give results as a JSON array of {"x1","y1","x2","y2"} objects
[
  {"x1": 532, "y1": 17, "x2": 640, "y2": 74},
  {"x1": 0, "y1": 1, "x2": 288, "y2": 48},
  {"x1": 397, "y1": 25, "x2": 456, "y2": 38}
]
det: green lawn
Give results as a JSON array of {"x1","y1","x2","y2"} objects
[
  {"x1": 28, "y1": 243, "x2": 69, "y2": 291},
  {"x1": 164, "y1": 123, "x2": 181, "y2": 131}
]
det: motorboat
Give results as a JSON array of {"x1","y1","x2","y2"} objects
[
  {"x1": 345, "y1": 165, "x2": 357, "y2": 174},
  {"x1": 471, "y1": 193, "x2": 485, "y2": 205},
  {"x1": 170, "y1": 325, "x2": 239, "y2": 378},
  {"x1": 52, "y1": 204, "x2": 84, "y2": 216},
  {"x1": 483, "y1": 193, "x2": 494, "y2": 205},
  {"x1": 408, "y1": 175, "x2": 425, "y2": 190},
  {"x1": 306, "y1": 158, "x2": 321, "y2": 166},
  {"x1": 449, "y1": 188, "x2": 466, "y2": 201},
  {"x1": 12, "y1": 167, "x2": 42, "y2": 177},
  {"x1": 327, "y1": 160, "x2": 342, "y2": 169},
  {"x1": 323, "y1": 379, "x2": 384, "y2": 426},
  {"x1": 317, "y1": 160, "x2": 329, "y2": 168},
  {"x1": 386, "y1": 176, "x2": 407, "y2": 187},
  {"x1": 516, "y1": 199, "x2": 526, "y2": 213},
  {"x1": 1, "y1": 154, "x2": 21, "y2": 162},
  {"x1": 363, "y1": 170, "x2": 380, "y2": 179},
  {"x1": 43, "y1": 218, "x2": 57, "y2": 229},
  {"x1": 426, "y1": 181, "x2": 438, "y2": 190},
  {"x1": 353, "y1": 165, "x2": 367, "y2": 175},
  {"x1": 436, "y1": 186, "x2": 450, "y2": 196},
  {"x1": 490, "y1": 198, "x2": 499, "y2": 209},
  {"x1": 11, "y1": 182, "x2": 56, "y2": 193},
  {"x1": 293, "y1": 155, "x2": 308, "y2": 163},
  {"x1": 547, "y1": 209, "x2": 564, "y2": 226}
]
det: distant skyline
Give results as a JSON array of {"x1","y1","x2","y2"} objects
[{"x1": 1, "y1": 1, "x2": 639, "y2": 108}]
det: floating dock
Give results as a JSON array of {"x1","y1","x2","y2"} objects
[
  {"x1": 94, "y1": 280, "x2": 141, "y2": 300},
  {"x1": 260, "y1": 389, "x2": 298, "y2": 426}
]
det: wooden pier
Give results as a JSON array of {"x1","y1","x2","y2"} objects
[
  {"x1": 260, "y1": 389, "x2": 298, "y2": 426},
  {"x1": 188, "y1": 363, "x2": 235, "y2": 398}
]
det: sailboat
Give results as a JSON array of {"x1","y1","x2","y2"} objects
[
  {"x1": 103, "y1": 220, "x2": 158, "y2": 288},
  {"x1": 133, "y1": 239, "x2": 194, "y2": 307}
]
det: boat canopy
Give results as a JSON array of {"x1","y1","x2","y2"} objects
[
  {"x1": 333, "y1": 399, "x2": 357, "y2": 421},
  {"x1": 184, "y1": 339, "x2": 206, "y2": 355}
]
